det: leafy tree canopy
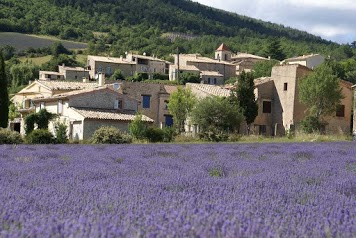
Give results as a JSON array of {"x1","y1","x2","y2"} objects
[{"x1": 299, "y1": 63, "x2": 343, "y2": 119}]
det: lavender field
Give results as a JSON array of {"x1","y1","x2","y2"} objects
[{"x1": 0, "y1": 143, "x2": 355, "y2": 237}]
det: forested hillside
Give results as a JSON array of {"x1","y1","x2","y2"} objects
[{"x1": 0, "y1": 0, "x2": 354, "y2": 59}]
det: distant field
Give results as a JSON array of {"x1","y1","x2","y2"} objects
[
  {"x1": 19, "y1": 54, "x2": 88, "y2": 66},
  {"x1": 0, "y1": 32, "x2": 87, "y2": 52}
]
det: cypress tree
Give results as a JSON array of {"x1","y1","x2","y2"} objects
[{"x1": 0, "y1": 50, "x2": 9, "y2": 128}]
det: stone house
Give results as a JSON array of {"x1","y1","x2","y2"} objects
[
  {"x1": 87, "y1": 54, "x2": 170, "y2": 80},
  {"x1": 231, "y1": 53, "x2": 269, "y2": 75},
  {"x1": 117, "y1": 81, "x2": 177, "y2": 128},
  {"x1": 283, "y1": 54, "x2": 325, "y2": 69},
  {"x1": 169, "y1": 53, "x2": 236, "y2": 84},
  {"x1": 58, "y1": 65, "x2": 90, "y2": 80},
  {"x1": 251, "y1": 64, "x2": 352, "y2": 135},
  {"x1": 39, "y1": 71, "x2": 65, "y2": 80},
  {"x1": 29, "y1": 86, "x2": 153, "y2": 140}
]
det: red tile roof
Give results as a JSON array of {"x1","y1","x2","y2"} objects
[{"x1": 216, "y1": 43, "x2": 230, "y2": 52}]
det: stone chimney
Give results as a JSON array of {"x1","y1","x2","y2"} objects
[{"x1": 98, "y1": 73, "x2": 106, "y2": 86}]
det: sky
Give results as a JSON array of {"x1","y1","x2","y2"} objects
[{"x1": 194, "y1": 0, "x2": 355, "y2": 44}]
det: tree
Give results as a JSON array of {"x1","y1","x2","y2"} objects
[
  {"x1": 110, "y1": 69, "x2": 125, "y2": 80},
  {"x1": 230, "y1": 71, "x2": 258, "y2": 134},
  {"x1": 129, "y1": 113, "x2": 147, "y2": 140},
  {"x1": 10, "y1": 62, "x2": 38, "y2": 89},
  {"x1": 24, "y1": 109, "x2": 57, "y2": 134},
  {"x1": 179, "y1": 72, "x2": 200, "y2": 85},
  {"x1": 191, "y1": 96, "x2": 243, "y2": 141},
  {"x1": 0, "y1": 50, "x2": 9, "y2": 128},
  {"x1": 299, "y1": 64, "x2": 343, "y2": 120},
  {"x1": 51, "y1": 41, "x2": 71, "y2": 57},
  {"x1": 252, "y1": 59, "x2": 279, "y2": 78},
  {"x1": 263, "y1": 38, "x2": 286, "y2": 61},
  {"x1": 168, "y1": 87, "x2": 196, "y2": 132}
]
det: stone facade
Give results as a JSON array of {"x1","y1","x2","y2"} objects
[{"x1": 119, "y1": 82, "x2": 177, "y2": 127}]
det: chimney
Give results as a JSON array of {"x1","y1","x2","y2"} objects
[
  {"x1": 98, "y1": 73, "x2": 106, "y2": 86},
  {"x1": 82, "y1": 77, "x2": 89, "y2": 83},
  {"x1": 120, "y1": 55, "x2": 123, "y2": 61}
]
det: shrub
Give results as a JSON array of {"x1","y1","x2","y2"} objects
[
  {"x1": 162, "y1": 127, "x2": 176, "y2": 142},
  {"x1": 54, "y1": 122, "x2": 68, "y2": 144},
  {"x1": 301, "y1": 116, "x2": 322, "y2": 134},
  {"x1": 145, "y1": 127, "x2": 164, "y2": 143},
  {"x1": 0, "y1": 128, "x2": 23, "y2": 144},
  {"x1": 91, "y1": 126, "x2": 132, "y2": 144},
  {"x1": 129, "y1": 114, "x2": 147, "y2": 140},
  {"x1": 26, "y1": 129, "x2": 55, "y2": 144}
]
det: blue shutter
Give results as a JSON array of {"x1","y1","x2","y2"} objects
[
  {"x1": 142, "y1": 95, "x2": 151, "y2": 108},
  {"x1": 165, "y1": 115, "x2": 174, "y2": 127}
]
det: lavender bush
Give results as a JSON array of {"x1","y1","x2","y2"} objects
[{"x1": 0, "y1": 143, "x2": 355, "y2": 237}]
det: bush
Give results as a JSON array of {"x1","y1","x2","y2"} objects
[
  {"x1": 301, "y1": 116, "x2": 322, "y2": 134},
  {"x1": 91, "y1": 126, "x2": 132, "y2": 144},
  {"x1": 54, "y1": 122, "x2": 68, "y2": 144},
  {"x1": 26, "y1": 129, "x2": 55, "y2": 144},
  {"x1": 129, "y1": 114, "x2": 147, "y2": 140},
  {"x1": 145, "y1": 127, "x2": 164, "y2": 143},
  {"x1": 0, "y1": 129, "x2": 23, "y2": 144},
  {"x1": 162, "y1": 127, "x2": 176, "y2": 142}
]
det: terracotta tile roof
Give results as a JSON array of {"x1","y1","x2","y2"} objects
[
  {"x1": 39, "y1": 71, "x2": 64, "y2": 76},
  {"x1": 216, "y1": 43, "x2": 230, "y2": 52},
  {"x1": 254, "y1": 77, "x2": 272, "y2": 86},
  {"x1": 163, "y1": 85, "x2": 178, "y2": 94},
  {"x1": 179, "y1": 54, "x2": 235, "y2": 66},
  {"x1": 32, "y1": 85, "x2": 113, "y2": 101},
  {"x1": 72, "y1": 107, "x2": 154, "y2": 122},
  {"x1": 187, "y1": 83, "x2": 231, "y2": 97},
  {"x1": 170, "y1": 65, "x2": 200, "y2": 71},
  {"x1": 88, "y1": 55, "x2": 135, "y2": 65},
  {"x1": 231, "y1": 53, "x2": 268, "y2": 61},
  {"x1": 200, "y1": 71, "x2": 223, "y2": 77},
  {"x1": 285, "y1": 54, "x2": 323, "y2": 61},
  {"x1": 37, "y1": 80, "x2": 98, "y2": 91}
]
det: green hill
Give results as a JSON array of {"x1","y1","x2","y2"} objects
[{"x1": 0, "y1": 0, "x2": 353, "y2": 58}]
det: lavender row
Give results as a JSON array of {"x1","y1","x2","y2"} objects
[{"x1": 0, "y1": 143, "x2": 355, "y2": 237}]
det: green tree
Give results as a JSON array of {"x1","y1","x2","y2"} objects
[
  {"x1": 252, "y1": 59, "x2": 279, "y2": 78},
  {"x1": 230, "y1": 71, "x2": 258, "y2": 134},
  {"x1": 192, "y1": 96, "x2": 243, "y2": 141},
  {"x1": 0, "y1": 51, "x2": 9, "y2": 128},
  {"x1": 179, "y1": 72, "x2": 200, "y2": 85},
  {"x1": 168, "y1": 87, "x2": 196, "y2": 132},
  {"x1": 10, "y1": 62, "x2": 38, "y2": 89},
  {"x1": 263, "y1": 38, "x2": 286, "y2": 61},
  {"x1": 110, "y1": 69, "x2": 125, "y2": 80},
  {"x1": 129, "y1": 113, "x2": 147, "y2": 140},
  {"x1": 299, "y1": 64, "x2": 343, "y2": 120},
  {"x1": 51, "y1": 41, "x2": 71, "y2": 57}
]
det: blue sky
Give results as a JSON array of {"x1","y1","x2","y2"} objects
[{"x1": 194, "y1": 0, "x2": 355, "y2": 44}]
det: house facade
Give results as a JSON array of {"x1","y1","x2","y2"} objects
[
  {"x1": 251, "y1": 64, "x2": 352, "y2": 135},
  {"x1": 283, "y1": 54, "x2": 325, "y2": 69},
  {"x1": 118, "y1": 81, "x2": 177, "y2": 128},
  {"x1": 87, "y1": 54, "x2": 170, "y2": 80},
  {"x1": 169, "y1": 53, "x2": 236, "y2": 84},
  {"x1": 29, "y1": 87, "x2": 153, "y2": 140}
]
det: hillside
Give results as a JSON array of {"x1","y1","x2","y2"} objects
[{"x1": 0, "y1": 0, "x2": 352, "y2": 58}]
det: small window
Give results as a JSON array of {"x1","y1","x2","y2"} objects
[
  {"x1": 284, "y1": 83, "x2": 288, "y2": 91},
  {"x1": 336, "y1": 105, "x2": 345, "y2": 117},
  {"x1": 263, "y1": 101, "x2": 272, "y2": 113},
  {"x1": 208, "y1": 78, "x2": 211, "y2": 84},
  {"x1": 142, "y1": 95, "x2": 151, "y2": 108},
  {"x1": 106, "y1": 67, "x2": 112, "y2": 75},
  {"x1": 75, "y1": 76, "x2": 78, "y2": 80},
  {"x1": 114, "y1": 99, "x2": 123, "y2": 109},
  {"x1": 164, "y1": 100, "x2": 169, "y2": 110},
  {"x1": 213, "y1": 78, "x2": 217, "y2": 84},
  {"x1": 98, "y1": 67, "x2": 103, "y2": 73}
]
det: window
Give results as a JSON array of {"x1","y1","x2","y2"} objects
[
  {"x1": 336, "y1": 105, "x2": 345, "y2": 117},
  {"x1": 284, "y1": 83, "x2": 288, "y2": 91},
  {"x1": 142, "y1": 95, "x2": 151, "y2": 108},
  {"x1": 213, "y1": 78, "x2": 217, "y2": 84},
  {"x1": 58, "y1": 100, "x2": 63, "y2": 114},
  {"x1": 98, "y1": 67, "x2": 103, "y2": 73},
  {"x1": 106, "y1": 67, "x2": 112, "y2": 75},
  {"x1": 208, "y1": 78, "x2": 211, "y2": 84},
  {"x1": 164, "y1": 100, "x2": 169, "y2": 110},
  {"x1": 262, "y1": 101, "x2": 272, "y2": 113},
  {"x1": 165, "y1": 115, "x2": 174, "y2": 127},
  {"x1": 114, "y1": 99, "x2": 123, "y2": 109}
]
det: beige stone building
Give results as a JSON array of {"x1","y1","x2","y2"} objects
[
  {"x1": 28, "y1": 86, "x2": 153, "y2": 140},
  {"x1": 283, "y1": 54, "x2": 325, "y2": 69},
  {"x1": 117, "y1": 81, "x2": 177, "y2": 127},
  {"x1": 251, "y1": 64, "x2": 352, "y2": 135},
  {"x1": 169, "y1": 53, "x2": 236, "y2": 84},
  {"x1": 231, "y1": 53, "x2": 269, "y2": 75},
  {"x1": 58, "y1": 65, "x2": 90, "y2": 80},
  {"x1": 87, "y1": 54, "x2": 170, "y2": 80}
]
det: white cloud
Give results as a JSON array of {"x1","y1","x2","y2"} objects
[
  {"x1": 309, "y1": 25, "x2": 352, "y2": 38},
  {"x1": 288, "y1": 0, "x2": 356, "y2": 11}
]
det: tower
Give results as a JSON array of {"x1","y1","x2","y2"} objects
[{"x1": 215, "y1": 43, "x2": 232, "y2": 61}]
